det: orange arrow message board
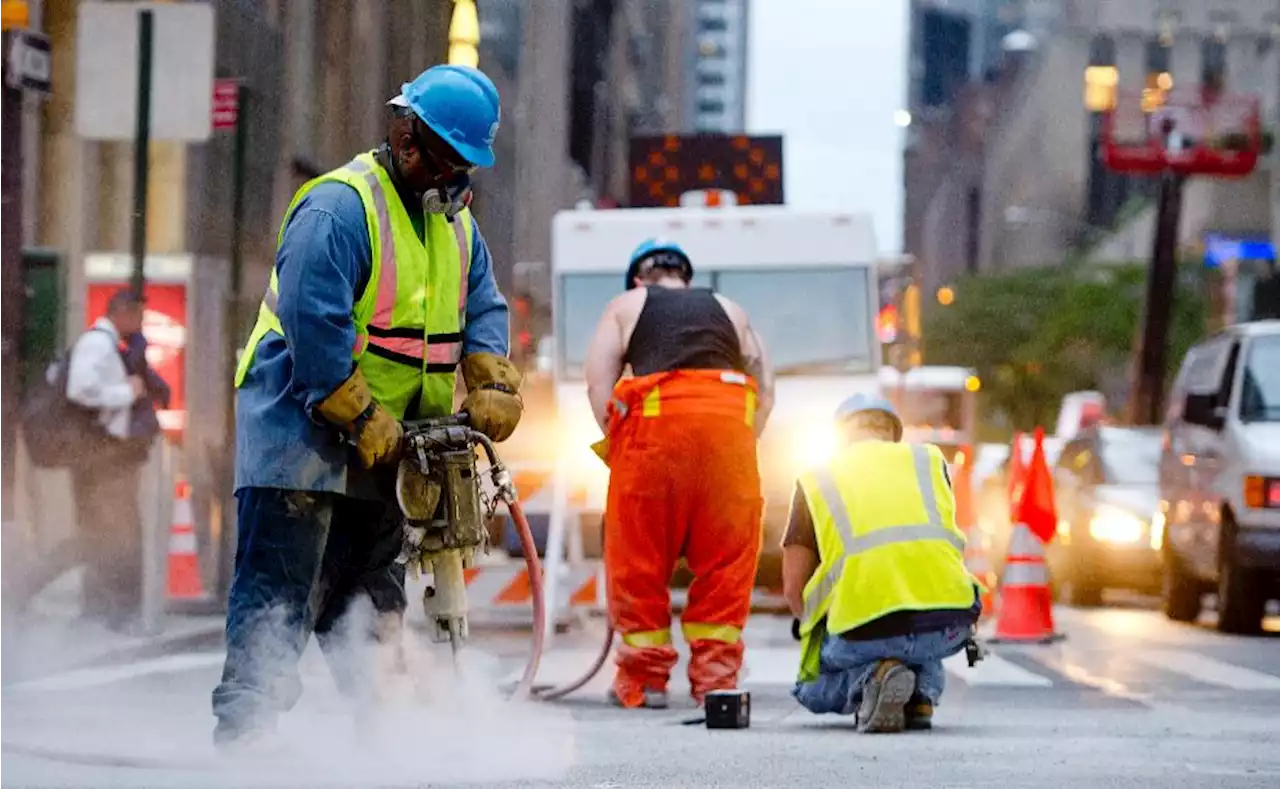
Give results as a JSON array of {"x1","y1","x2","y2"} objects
[{"x1": 627, "y1": 134, "x2": 784, "y2": 208}]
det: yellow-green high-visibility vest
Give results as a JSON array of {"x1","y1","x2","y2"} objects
[
  {"x1": 234, "y1": 151, "x2": 474, "y2": 419},
  {"x1": 795, "y1": 441, "x2": 976, "y2": 683}
]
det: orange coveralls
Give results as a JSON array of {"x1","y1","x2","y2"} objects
[{"x1": 601, "y1": 368, "x2": 763, "y2": 706}]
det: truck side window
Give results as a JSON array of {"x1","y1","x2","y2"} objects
[{"x1": 1213, "y1": 342, "x2": 1241, "y2": 413}]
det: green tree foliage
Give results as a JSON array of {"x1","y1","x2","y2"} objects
[{"x1": 923, "y1": 263, "x2": 1207, "y2": 438}]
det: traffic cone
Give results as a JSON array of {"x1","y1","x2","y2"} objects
[
  {"x1": 1006, "y1": 431, "x2": 1026, "y2": 506},
  {"x1": 989, "y1": 523, "x2": 1059, "y2": 642},
  {"x1": 166, "y1": 480, "x2": 206, "y2": 600},
  {"x1": 989, "y1": 428, "x2": 1062, "y2": 643}
]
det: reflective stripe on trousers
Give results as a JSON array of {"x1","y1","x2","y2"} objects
[
  {"x1": 259, "y1": 156, "x2": 471, "y2": 368},
  {"x1": 802, "y1": 445, "x2": 966, "y2": 624}
]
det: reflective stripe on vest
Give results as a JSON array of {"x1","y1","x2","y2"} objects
[
  {"x1": 261, "y1": 286, "x2": 370, "y2": 357},
  {"x1": 801, "y1": 445, "x2": 966, "y2": 625},
  {"x1": 344, "y1": 158, "x2": 471, "y2": 373},
  {"x1": 256, "y1": 158, "x2": 470, "y2": 371}
]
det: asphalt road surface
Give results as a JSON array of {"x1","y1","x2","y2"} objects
[{"x1": 3, "y1": 605, "x2": 1279, "y2": 788}]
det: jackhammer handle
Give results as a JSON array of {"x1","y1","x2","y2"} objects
[{"x1": 401, "y1": 411, "x2": 472, "y2": 432}]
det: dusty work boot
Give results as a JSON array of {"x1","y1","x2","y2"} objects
[
  {"x1": 905, "y1": 693, "x2": 934, "y2": 730},
  {"x1": 213, "y1": 720, "x2": 287, "y2": 760},
  {"x1": 606, "y1": 676, "x2": 675, "y2": 707},
  {"x1": 606, "y1": 687, "x2": 670, "y2": 709},
  {"x1": 854, "y1": 659, "x2": 916, "y2": 733}
]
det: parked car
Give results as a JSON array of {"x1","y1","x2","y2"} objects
[
  {"x1": 1159, "y1": 320, "x2": 1280, "y2": 634},
  {"x1": 1049, "y1": 426, "x2": 1164, "y2": 606}
]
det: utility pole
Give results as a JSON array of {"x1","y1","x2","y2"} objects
[
  {"x1": 129, "y1": 8, "x2": 155, "y2": 294},
  {"x1": 1127, "y1": 169, "x2": 1185, "y2": 425}
]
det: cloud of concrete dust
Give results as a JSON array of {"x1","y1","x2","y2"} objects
[
  {"x1": 3, "y1": 594, "x2": 577, "y2": 788},
  {"x1": 213, "y1": 595, "x2": 580, "y2": 788},
  {"x1": 1, "y1": 569, "x2": 145, "y2": 683}
]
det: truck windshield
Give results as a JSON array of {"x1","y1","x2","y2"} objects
[
  {"x1": 896, "y1": 390, "x2": 964, "y2": 431},
  {"x1": 715, "y1": 268, "x2": 875, "y2": 375},
  {"x1": 555, "y1": 267, "x2": 875, "y2": 378},
  {"x1": 1240, "y1": 335, "x2": 1280, "y2": 423}
]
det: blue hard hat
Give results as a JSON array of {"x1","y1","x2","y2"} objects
[
  {"x1": 625, "y1": 238, "x2": 694, "y2": 290},
  {"x1": 835, "y1": 393, "x2": 903, "y2": 439},
  {"x1": 389, "y1": 65, "x2": 500, "y2": 168}
]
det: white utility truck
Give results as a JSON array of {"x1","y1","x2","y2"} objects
[{"x1": 536, "y1": 202, "x2": 883, "y2": 586}]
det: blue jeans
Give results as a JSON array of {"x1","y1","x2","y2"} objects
[
  {"x1": 792, "y1": 625, "x2": 971, "y2": 715},
  {"x1": 211, "y1": 488, "x2": 406, "y2": 741}
]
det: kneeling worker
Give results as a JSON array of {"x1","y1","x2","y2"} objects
[
  {"x1": 583, "y1": 239, "x2": 775, "y2": 708},
  {"x1": 783, "y1": 394, "x2": 981, "y2": 732}
]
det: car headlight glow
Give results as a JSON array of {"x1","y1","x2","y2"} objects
[
  {"x1": 1088, "y1": 504, "x2": 1146, "y2": 545},
  {"x1": 791, "y1": 423, "x2": 839, "y2": 470}
]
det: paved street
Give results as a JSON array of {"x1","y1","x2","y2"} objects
[{"x1": 3, "y1": 603, "x2": 1279, "y2": 788}]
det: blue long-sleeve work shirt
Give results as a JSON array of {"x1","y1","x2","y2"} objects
[{"x1": 234, "y1": 181, "x2": 509, "y2": 498}]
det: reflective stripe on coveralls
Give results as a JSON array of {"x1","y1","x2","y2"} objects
[
  {"x1": 603, "y1": 369, "x2": 763, "y2": 705},
  {"x1": 796, "y1": 442, "x2": 975, "y2": 683},
  {"x1": 614, "y1": 369, "x2": 757, "y2": 651},
  {"x1": 234, "y1": 152, "x2": 474, "y2": 418},
  {"x1": 1002, "y1": 523, "x2": 1049, "y2": 586}
]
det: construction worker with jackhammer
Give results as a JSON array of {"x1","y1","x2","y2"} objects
[
  {"x1": 583, "y1": 239, "x2": 776, "y2": 708},
  {"x1": 212, "y1": 64, "x2": 523, "y2": 750},
  {"x1": 783, "y1": 394, "x2": 982, "y2": 732}
]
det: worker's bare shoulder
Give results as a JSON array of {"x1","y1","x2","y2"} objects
[
  {"x1": 604, "y1": 287, "x2": 647, "y2": 321},
  {"x1": 713, "y1": 293, "x2": 751, "y2": 327}
]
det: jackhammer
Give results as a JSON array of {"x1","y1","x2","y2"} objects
[{"x1": 393, "y1": 412, "x2": 563, "y2": 701}]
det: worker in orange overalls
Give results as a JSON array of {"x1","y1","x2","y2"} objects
[{"x1": 582, "y1": 238, "x2": 775, "y2": 708}]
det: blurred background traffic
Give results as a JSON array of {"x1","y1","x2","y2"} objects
[{"x1": 2, "y1": 0, "x2": 1279, "y2": 661}]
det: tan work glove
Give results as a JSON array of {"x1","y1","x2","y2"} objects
[
  {"x1": 460, "y1": 352, "x2": 524, "y2": 442},
  {"x1": 315, "y1": 368, "x2": 404, "y2": 468}
]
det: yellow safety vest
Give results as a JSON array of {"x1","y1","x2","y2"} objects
[
  {"x1": 234, "y1": 151, "x2": 474, "y2": 419},
  {"x1": 795, "y1": 441, "x2": 976, "y2": 682}
]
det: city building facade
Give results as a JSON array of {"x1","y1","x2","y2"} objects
[{"x1": 686, "y1": 0, "x2": 749, "y2": 133}]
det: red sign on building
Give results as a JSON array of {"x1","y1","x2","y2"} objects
[
  {"x1": 212, "y1": 79, "x2": 240, "y2": 131},
  {"x1": 85, "y1": 282, "x2": 188, "y2": 440}
]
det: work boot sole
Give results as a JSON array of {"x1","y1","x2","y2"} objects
[
  {"x1": 607, "y1": 688, "x2": 669, "y2": 709},
  {"x1": 856, "y1": 663, "x2": 916, "y2": 733}
]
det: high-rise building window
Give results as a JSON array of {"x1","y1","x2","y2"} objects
[
  {"x1": 699, "y1": 17, "x2": 728, "y2": 33},
  {"x1": 1083, "y1": 34, "x2": 1151, "y2": 229},
  {"x1": 697, "y1": 100, "x2": 726, "y2": 115},
  {"x1": 1142, "y1": 36, "x2": 1173, "y2": 112},
  {"x1": 1202, "y1": 37, "x2": 1227, "y2": 92},
  {"x1": 1083, "y1": 35, "x2": 1117, "y2": 112},
  {"x1": 1145, "y1": 36, "x2": 1170, "y2": 78},
  {"x1": 920, "y1": 10, "x2": 971, "y2": 107},
  {"x1": 698, "y1": 71, "x2": 727, "y2": 87}
]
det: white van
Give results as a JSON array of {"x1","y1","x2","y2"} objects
[{"x1": 1157, "y1": 320, "x2": 1280, "y2": 633}]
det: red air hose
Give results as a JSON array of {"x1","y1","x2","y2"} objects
[
  {"x1": 507, "y1": 499, "x2": 546, "y2": 700},
  {"x1": 506, "y1": 499, "x2": 614, "y2": 702}
]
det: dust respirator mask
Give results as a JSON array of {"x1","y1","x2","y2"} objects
[
  {"x1": 412, "y1": 121, "x2": 478, "y2": 220},
  {"x1": 422, "y1": 173, "x2": 473, "y2": 220}
]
